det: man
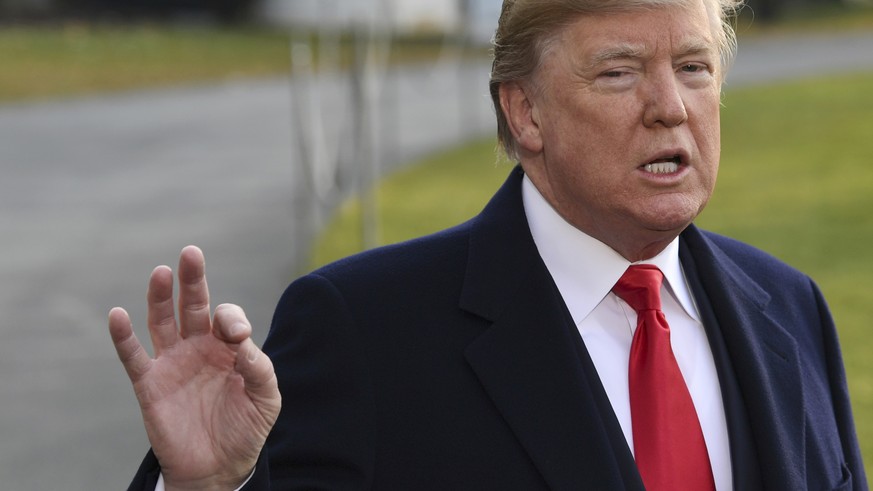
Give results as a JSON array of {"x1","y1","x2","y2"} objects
[{"x1": 109, "y1": 0, "x2": 868, "y2": 489}]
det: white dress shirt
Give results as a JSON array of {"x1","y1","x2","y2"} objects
[{"x1": 522, "y1": 176, "x2": 733, "y2": 490}]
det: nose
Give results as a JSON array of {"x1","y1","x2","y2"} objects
[{"x1": 642, "y1": 72, "x2": 688, "y2": 128}]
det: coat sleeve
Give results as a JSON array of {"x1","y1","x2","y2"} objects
[
  {"x1": 126, "y1": 449, "x2": 160, "y2": 491},
  {"x1": 811, "y1": 279, "x2": 869, "y2": 490},
  {"x1": 253, "y1": 272, "x2": 376, "y2": 490}
]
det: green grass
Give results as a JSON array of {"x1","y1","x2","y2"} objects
[
  {"x1": 0, "y1": 25, "x2": 294, "y2": 102},
  {"x1": 311, "y1": 72, "x2": 873, "y2": 478},
  {"x1": 310, "y1": 142, "x2": 512, "y2": 265},
  {"x1": 0, "y1": 24, "x2": 487, "y2": 103}
]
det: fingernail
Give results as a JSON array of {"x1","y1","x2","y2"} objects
[{"x1": 230, "y1": 322, "x2": 246, "y2": 338}]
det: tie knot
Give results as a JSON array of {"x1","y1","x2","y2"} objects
[{"x1": 612, "y1": 265, "x2": 664, "y2": 313}]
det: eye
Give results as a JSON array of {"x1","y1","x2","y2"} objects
[
  {"x1": 601, "y1": 70, "x2": 627, "y2": 78},
  {"x1": 594, "y1": 67, "x2": 639, "y2": 90},
  {"x1": 679, "y1": 63, "x2": 708, "y2": 74}
]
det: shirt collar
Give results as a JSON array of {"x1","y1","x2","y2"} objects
[{"x1": 521, "y1": 175, "x2": 699, "y2": 325}]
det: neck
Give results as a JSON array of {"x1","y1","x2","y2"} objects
[{"x1": 610, "y1": 235, "x2": 679, "y2": 263}]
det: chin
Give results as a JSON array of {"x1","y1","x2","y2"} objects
[
  {"x1": 641, "y1": 194, "x2": 707, "y2": 230},
  {"x1": 637, "y1": 210, "x2": 698, "y2": 235}
]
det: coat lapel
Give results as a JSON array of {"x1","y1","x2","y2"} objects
[
  {"x1": 681, "y1": 226, "x2": 807, "y2": 489},
  {"x1": 460, "y1": 167, "x2": 643, "y2": 491}
]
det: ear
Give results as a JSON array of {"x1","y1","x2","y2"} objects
[{"x1": 499, "y1": 81, "x2": 544, "y2": 155}]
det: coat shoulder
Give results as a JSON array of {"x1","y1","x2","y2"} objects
[
  {"x1": 693, "y1": 228, "x2": 812, "y2": 289},
  {"x1": 312, "y1": 219, "x2": 473, "y2": 286}
]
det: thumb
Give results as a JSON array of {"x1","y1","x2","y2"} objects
[{"x1": 236, "y1": 338, "x2": 281, "y2": 411}]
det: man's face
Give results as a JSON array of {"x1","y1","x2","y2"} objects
[{"x1": 514, "y1": 1, "x2": 722, "y2": 260}]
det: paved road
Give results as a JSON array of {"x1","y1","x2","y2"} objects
[
  {"x1": 728, "y1": 31, "x2": 873, "y2": 86},
  {"x1": 0, "y1": 31, "x2": 871, "y2": 490}
]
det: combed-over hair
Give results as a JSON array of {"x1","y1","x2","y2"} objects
[{"x1": 490, "y1": 0, "x2": 744, "y2": 160}]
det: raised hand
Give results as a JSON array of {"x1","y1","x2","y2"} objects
[{"x1": 109, "y1": 246, "x2": 281, "y2": 490}]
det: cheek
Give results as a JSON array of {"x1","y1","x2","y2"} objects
[
  {"x1": 702, "y1": 125, "x2": 721, "y2": 179},
  {"x1": 691, "y1": 101, "x2": 721, "y2": 167}
]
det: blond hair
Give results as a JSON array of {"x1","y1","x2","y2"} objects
[{"x1": 490, "y1": 0, "x2": 744, "y2": 160}]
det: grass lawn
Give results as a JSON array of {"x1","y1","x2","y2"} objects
[
  {"x1": 311, "y1": 72, "x2": 873, "y2": 478},
  {"x1": 0, "y1": 25, "x2": 294, "y2": 102},
  {"x1": 0, "y1": 24, "x2": 486, "y2": 103}
]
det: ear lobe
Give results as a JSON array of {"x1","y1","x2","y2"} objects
[{"x1": 499, "y1": 81, "x2": 544, "y2": 154}]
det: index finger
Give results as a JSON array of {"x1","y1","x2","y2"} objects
[
  {"x1": 108, "y1": 307, "x2": 153, "y2": 384},
  {"x1": 177, "y1": 245, "x2": 212, "y2": 338}
]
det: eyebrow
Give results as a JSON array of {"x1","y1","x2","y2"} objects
[
  {"x1": 588, "y1": 43, "x2": 647, "y2": 67},
  {"x1": 585, "y1": 39, "x2": 716, "y2": 70},
  {"x1": 674, "y1": 39, "x2": 717, "y2": 59}
]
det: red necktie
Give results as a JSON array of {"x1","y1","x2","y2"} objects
[{"x1": 613, "y1": 265, "x2": 715, "y2": 491}]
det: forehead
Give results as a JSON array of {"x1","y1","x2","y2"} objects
[{"x1": 551, "y1": 3, "x2": 718, "y2": 62}]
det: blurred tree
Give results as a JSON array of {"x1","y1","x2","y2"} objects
[
  {"x1": 745, "y1": 0, "x2": 850, "y2": 24},
  {"x1": 745, "y1": 0, "x2": 786, "y2": 22},
  {"x1": 0, "y1": 0, "x2": 54, "y2": 20},
  {"x1": 52, "y1": 0, "x2": 261, "y2": 24}
]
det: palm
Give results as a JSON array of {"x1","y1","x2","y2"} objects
[
  {"x1": 110, "y1": 246, "x2": 280, "y2": 489},
  {"x1": 138, "y1": 334, "x2": 264, "y2": 480}
]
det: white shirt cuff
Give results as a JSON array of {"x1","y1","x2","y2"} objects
[{"x1": 155, "y1": 469, "x2": 255, "y2": 491}]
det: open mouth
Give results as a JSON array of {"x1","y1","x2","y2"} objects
[{"x1": 643, "y1": 155, "x2": 682, "y2": 174}]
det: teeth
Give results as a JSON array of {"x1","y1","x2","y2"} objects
[{"x1": 644, "y1": 161, "x2": 679, "y2": 174}]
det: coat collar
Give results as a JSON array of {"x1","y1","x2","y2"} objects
[{"x1": 680, "y1": 226, "x2": 806, "y2": 489}]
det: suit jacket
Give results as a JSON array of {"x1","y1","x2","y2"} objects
[{"x1": 130, "y1": 167, "x2": 866, "y2": 490}]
